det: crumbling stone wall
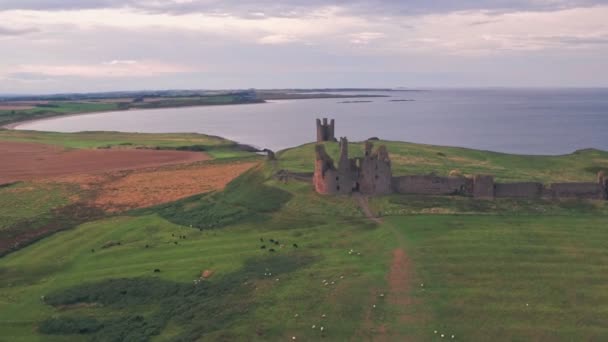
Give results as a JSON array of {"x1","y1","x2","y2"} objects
[
  {"x1": 473, "y1": 175, "x2": 495, "y2": 199},
  {"x1": 494, "y1": 182, "x2": 544, "y2": 198},
  {"x1": 316, "y1": 118, "x2": 336, "y2": 142},
  {"x1": 550, "y1": 183, "x2": 605, "y2": 200},
  {"x1": 599, "y1": 171, "x2": 608, "y2": 199},
  {"x1": 313, "y1": 138, "x2": 393, "y2": 196},
  {"x1": 393, "y1": 175, "x2": 470, "y2": 195},
  {"x1": 313, "y1": 144, "x2": 339, "y2": 194},
  {"x1": 310, "y1": 119, "x2": 607, "y2": 201},
  {"x1": 358, "y1": 142, "x2": 393, "y2": 195}
]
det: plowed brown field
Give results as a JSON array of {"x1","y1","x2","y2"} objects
[
  {"x1": 49, "y1": 162, "x2": 257, "y2": 211},
  {"x1": 0, "y1": 141, "x2": 209, "y2": 184}
]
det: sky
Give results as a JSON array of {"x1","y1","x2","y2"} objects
[{"x1": 1, "y1": 0, "x2": 607, "y2": 93}]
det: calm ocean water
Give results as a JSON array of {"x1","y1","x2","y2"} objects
[{"x1": 15, "y1": 88, "x2": 608, "y2": 155}]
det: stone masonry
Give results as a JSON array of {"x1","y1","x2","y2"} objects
[
  {"x1": 313, "y1": 136, "x2": 392, "y2": 196},
  {"x1": 311, "y1": 119, "x2": 607, "y2": 201},
  {"x1": 316, "y1": 118, "x2": 336, "y2": 142}
]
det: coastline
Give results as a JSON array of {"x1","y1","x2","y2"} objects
[
  {"x1": 1, "y1": 100, "x2": 269, "y2": 130},
  {"x1": 2, "y1": 93, "x2": 391, "y2": 130}
]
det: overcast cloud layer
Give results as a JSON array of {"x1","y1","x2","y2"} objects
[{"x1": 1, "y1": 0, "x2": 607, "y2": 93}]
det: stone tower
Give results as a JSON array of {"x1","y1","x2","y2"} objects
[
  {"x1": 599, "y1": 171, "x2": 608, "y2": 199},
  {"x1": 313, "y1": 135, "x2": 393, "y2": 196},
  {"x1": 316, "y1": 118, "x2": 336, "y2": 142},
  {"x1": 357, "y1": 141, "x2": 393, "y2": 195}
]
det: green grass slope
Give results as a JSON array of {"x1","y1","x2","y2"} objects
[
  {"x1": 1, "y1": 137, "x2": 608, "y2": 341},
  {"x1": 0, "y1": 130, "x2": 257, "y2": 159},
  {"x1": 0, "y1": 102, "x2": 120, "y2": 126},
  {"x1": 278, "y1": 141, "x2": 608, "y2": 183}
]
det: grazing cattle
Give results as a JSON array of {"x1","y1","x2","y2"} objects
[
  {"x1": 261, "y1": 245, "x2": 266, "y2": 249},
  {"x1": 293, "y1": 244, "x2": 298, "y2": 248},
  {"x1": 269, "y1": 248, "x2": 276, "y2": 252},
  {"x1": 274, "y1": 241, "x2": 280, "y2": 245},
  {"x1": 154, "y1": 269, "x2": 160, "y2": 273},
  {"x1": 145, "y1": 244, "x2": 149, "y2": 248},
  {"x1": 270, "y1": 239, "x2": 275, "y2": 243},
  {"x1": 172, "y1": 234, "x2": 175, "y2": 237},
  {"x1": 260, "y1": 238, "x2": 264, "y2": 242},
  {"x1": 174, "y1": 241, "x2": 178, "y2": 245}
]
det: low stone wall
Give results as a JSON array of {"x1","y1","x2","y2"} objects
[
  {"x1": 550, "y1": 183, "x2": 605, "y2": 200},
  {"x1": 495, "y1": 182, "x2": 543, "y2": 198},
  {"x1": 473, "y1": 175, "x2": 495, "y2": 199},
  {"x1": 393, "y1": 175, "x2": 470, "y2": 195}
]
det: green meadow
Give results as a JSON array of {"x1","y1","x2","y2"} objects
[
  {"x1": 278, "y1": 141, "x2": 608, "y2": 183},
  {"x1": 0, "y1": 102, "x2": 121, "y2": 126},
  {"x1": 1, "y1": 135, "x2": 608, "y2": 341},
  {"x1": 0, "y1": 95, "x2": 261, "y2": 127},
  {"x1": 0, "y1": 130, "x2": 255, "y2": 159}
]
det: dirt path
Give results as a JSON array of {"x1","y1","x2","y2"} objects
[
  {"x1": 353, "y1": 193, "x2": 382, "y2": 224},
  {"x1": 388, "y1": 248, "x2": 413, "y2": 310},
  {"x1": 353, "y1": 193, "x2": 418, "y2": 340}
]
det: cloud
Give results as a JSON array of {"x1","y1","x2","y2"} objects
[
  {"x1": 350, "y1": 32, "x2": 385, "y2": 45},
  {"x1": 0, "y1": 25, "x2": 39, "y2": 36},
  {"x1": 0, "y1": 1, "x2": 607, "y2": 92},
  {"x1": 0, "y1": 0, "x2": 605, "y2": 16},
  {"x1": 12, "y1": 61, "x2": 196, "y2": 78},
  {"x1": 102, "y1": 60, "x2": 139, "y2": 65},
  {"x1": 258, "y1": 34, "x2": 298, "y2": 44},
  {"x1": 5, "y1": 72, "x2": 52, "y2": 82}
]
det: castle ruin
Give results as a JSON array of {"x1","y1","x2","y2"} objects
[
  {"x1": 314, "y1": 137, "x2": 392, "y2": 195},
  {"x1": 312, "y1": 118, "x2": 608, "y2": 201},
  {"x1": 316, "y1": 118, "x2": 336, "y2": 142}
]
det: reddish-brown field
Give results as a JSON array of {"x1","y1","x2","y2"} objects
[
  {"x1": 0, "y1": 104, "x2": 36, "y2": 110},
  {"x1": 47, "y1": 162, "x2": 257, "y2": 211},
  {"x1": 0, "y1": 141, "x2": 209, "y2": 184},
  {"x1": 0, "y1": 140, "x2": 257, "y2": 255}
]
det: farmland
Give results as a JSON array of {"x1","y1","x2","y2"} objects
[{"x1": 1, "y1": 133, "x2": 608, "y2": 341}]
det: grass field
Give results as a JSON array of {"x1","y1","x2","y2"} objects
[
  {"x1": 0, "y1": 95, "x2": 262, "y2": 127},
  {"x1": 1, "y1": 135, "x2": 608, "y2": 341},
  {"x1": 0, "y1": 183, "x2": 72, "y2": 232},
  {"x1": 0, "y1": 102, "x2": 121, "y2": 126},
  {"x1": 278, "y1": 141, "x2": 608, "y2": 183},
  {"x1": 390, "y1": 215, "x2": 608, "y2": 340},
  {"x1": 0, "y1": 130, "x2": 256, "y2": 159}
]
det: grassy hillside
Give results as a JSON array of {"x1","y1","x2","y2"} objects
[
  {"x1": 0, "y1": 130, "x2": 255, "y2": 159},
  {"x1": 278, "y1": 141, "x2": 608, "y2": 183},
  {"x1": 1, "y1": 135, "x2": 608, "y2": 341},
  {"x1": 0, "y1": 102, "x2": 121, "y2": 126},
  {"x1": 0, "y1": 95, "x2": 263, "y2": 127}
]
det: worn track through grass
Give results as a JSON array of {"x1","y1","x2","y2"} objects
[{"x1": 354, "y1": 193, "x2": 418, "y2": 340}]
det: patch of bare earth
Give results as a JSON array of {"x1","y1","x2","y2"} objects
[
  {"x1": 38, "y1": 161, "x2": 257, "y2": 212},
  {"x1": 1, "y1": 141, "x2": 257, "y2": 255},
  {"x1": 91, "y1": 162, "x2": 257, "y2": 211},
  {"x1": 0, "y1": 141, "x2": 209, "y2": 184},
  {"x1": 0, "y1": 104, "x2": 35, "y2": 110},
  {"x1": 357, "y1": 248, "x2": 417, "y2": 341}
]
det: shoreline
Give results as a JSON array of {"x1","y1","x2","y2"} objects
[
  {"x1": 2, "y1": 93, "x2": 391, "y2": 130},
  {"x1": 1, "y1": 100, "x2": 272, "y2": 130}
]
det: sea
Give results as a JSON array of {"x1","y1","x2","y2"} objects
[{"x1": 14, "y1": 88, "x2": 608, "y2": 155}]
